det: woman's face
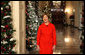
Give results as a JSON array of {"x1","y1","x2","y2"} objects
[{"x1": 43, "y1": 15, "x2": 49, "y2": 23}]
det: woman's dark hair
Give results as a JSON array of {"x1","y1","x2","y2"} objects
[{"x1": 42, "y1": 13, "x2": 50, "y2": 18}]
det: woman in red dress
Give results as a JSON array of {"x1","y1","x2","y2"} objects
[{"x1": 37, "y1": 13, "x2": 57, "y2": 54}]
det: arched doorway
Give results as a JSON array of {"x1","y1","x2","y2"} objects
[{"x1": 51, "y1": 1, "x2": 66, "y2": 31}]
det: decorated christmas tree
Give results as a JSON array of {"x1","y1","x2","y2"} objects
[
  {"x1": 1, "y1": 1, "x2": 16, "y2": 54},
  {"x1": 25, "y1": 1, "x2": 40, "y2": 51},
  {"x1": 80, "y1": 5, "x2": 84, "y2": 54}
]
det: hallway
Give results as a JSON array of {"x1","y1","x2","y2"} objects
[
  {"x1": 26, "y1": 24, "x2": 81, "y2": 54},
  {"x1": 1, "y1": 1, "x2": 84, "y2": 54},
  {"x1": 55, "y1": 24, "x2": 81, "y2": 54}
]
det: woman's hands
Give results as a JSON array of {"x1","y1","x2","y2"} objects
[{"x1": 53, "y1": 45, "x2": 56, "y2": 51}]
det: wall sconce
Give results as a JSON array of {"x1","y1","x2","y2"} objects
[
  {"x1": 64, "y1": 37, "x2": 70, "y2": 43},
  {"x1": 65, "y1": 8, "x2": 70, "y2": 13}
]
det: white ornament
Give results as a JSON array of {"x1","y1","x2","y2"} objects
[
  {"x1": 30, "y1": 6, "x2": 32, "y2": 8},
  {"x1": 29, "y1": 31, "x2": 31, "y2": 34},
  {"x1": 8, "y1": 2, "x2": 11, "y2": 5},
  {"x1": 30, "y1": 45, "x2": 32, "y2": 47},
  {"x1": 3, "y1": 41, "x2": 8, "y2": 44},
  {"x1": 29, "y1": 15, "x2": 32, "y2": 18},
  {"x1": 1, "y1": 41, "x2": 3, "y2": 44},
  {"x1": 4, "y1": 33, "x2": 7, "y2": 38},
  {"x1": 1, "y1": 7, "x2": 3, "y2": 10},
  {"x1": 35, "y1": 28, "x2": 37, "y2": 30},
  {"x1": 1, "y1": 25, "x2": 5, "y2": 28},
  {"x1": 6, "y1": 6, "x2": 9, "y2": 9},
  {"x1": 34, "y1": 43, "x2": 36, "y2": 45},
  {"x1": 36, "y1": 19, "x2": 38, "y2": 22},
  {"x1": 12, "y1": 47, "x2": 15, "y2": 51},
  {"x1": 28, "y1": 19, "x2": 30, "y2": 21},
  {"x1": 10, "y1": 38, "x2": 16, "y2": 41},
  {"x1": 3, "y1": 16, "x2": 10, "y2": 19}
]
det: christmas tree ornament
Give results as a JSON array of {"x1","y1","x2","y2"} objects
[
  {"x1": 6, "y1": 6, "x2": 9, "y2": 9},
  {"x1": 5, "y1": 25, "x2": 9, "y2": 28},
  {"x1": 1, "y1": 11, "x2": 4, "y2": 13},
  {"x1": 4, "y1": 33, "x2": 7, "y2": 38},
  {"x1": 1, "y1": 7, "x2": 3, "y2": 10},
  {"x1": 3, "y1": 41, "x2": 8, "y2": 44},
  {"x1": 4, "y1": 13, "x2": 7, "y2": 16},
  {"x1": 10, "y1": 38, "x2": 16, "y2": 41},
  {"x1": 1, "y1": 41, "x2": 3, "y2": 44},
  {"x1": 12, "y1": 46, "x2": 15, "y2": 51},
  {"x1": 8, "y1": 2, "x2": 11, "y2": 5},
  {"x1": 1, "y1": 25, "x2": 5, "y2": 28},
  {"x1": 3, "y1": 15, "x2": 10, "y2": 19},
  {"x1": 4, "y1": 49, "x2": 6, "y2": 51},
  {"x1": 1, "y1": 2, "x2": 4, "y2": 5},
  {"x1": 4, "y1": 30, "x2": 6, "y2": 32}
]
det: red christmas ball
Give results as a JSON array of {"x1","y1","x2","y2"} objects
[
  {"x1": 4, "y1": 49, "x2": 6, "y2": 51},
  {"x1": 26, "y1": 26, "x2": 28, "y2": 29},
  {"x1": 9, "y1": 52, "x2": 11, "y2": 54},
  {"x1": 1, "y1": 47, "x2": 3, "y2": 50},
  {"x1": 26, "y1": 13, "x2": 29, "y2": 16},
  {"x1": 4, "y1": 13, "x2": 6, "y2": 16},
  {"x1": 1, "y1": 11, "x2": 3, "y2": 13},
  {"x1": 2, "y1": 51, "x2": 4, "y2": 53},
  {"x1": 4, "y1": 30, "x2": 6, "y2": 32},
  {"x1": 1, "y1": 2, "x2": 4, "y2": 5},
  {"x1": 5, "y1": 25, "x2": 9, "y2": 28},
  {"x1": 8, "y1": 9, "x2": 11, "y2": 11},
  {"x1": 3, "y1": 38, "x2": 6, "y2": 40}
]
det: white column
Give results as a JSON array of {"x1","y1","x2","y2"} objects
[
  {"x1": 79, "y1": 2, "x2": 83, "y2": 29},
  {"x1": 74, "y1": 1, "x2": 81, "y2": 29},
  {"x1": 11, "y1": 1, "x2": 26, "y2": 54},
  {"x1": 19, "y1": 1, "x2": 26, "y2": 54}
]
